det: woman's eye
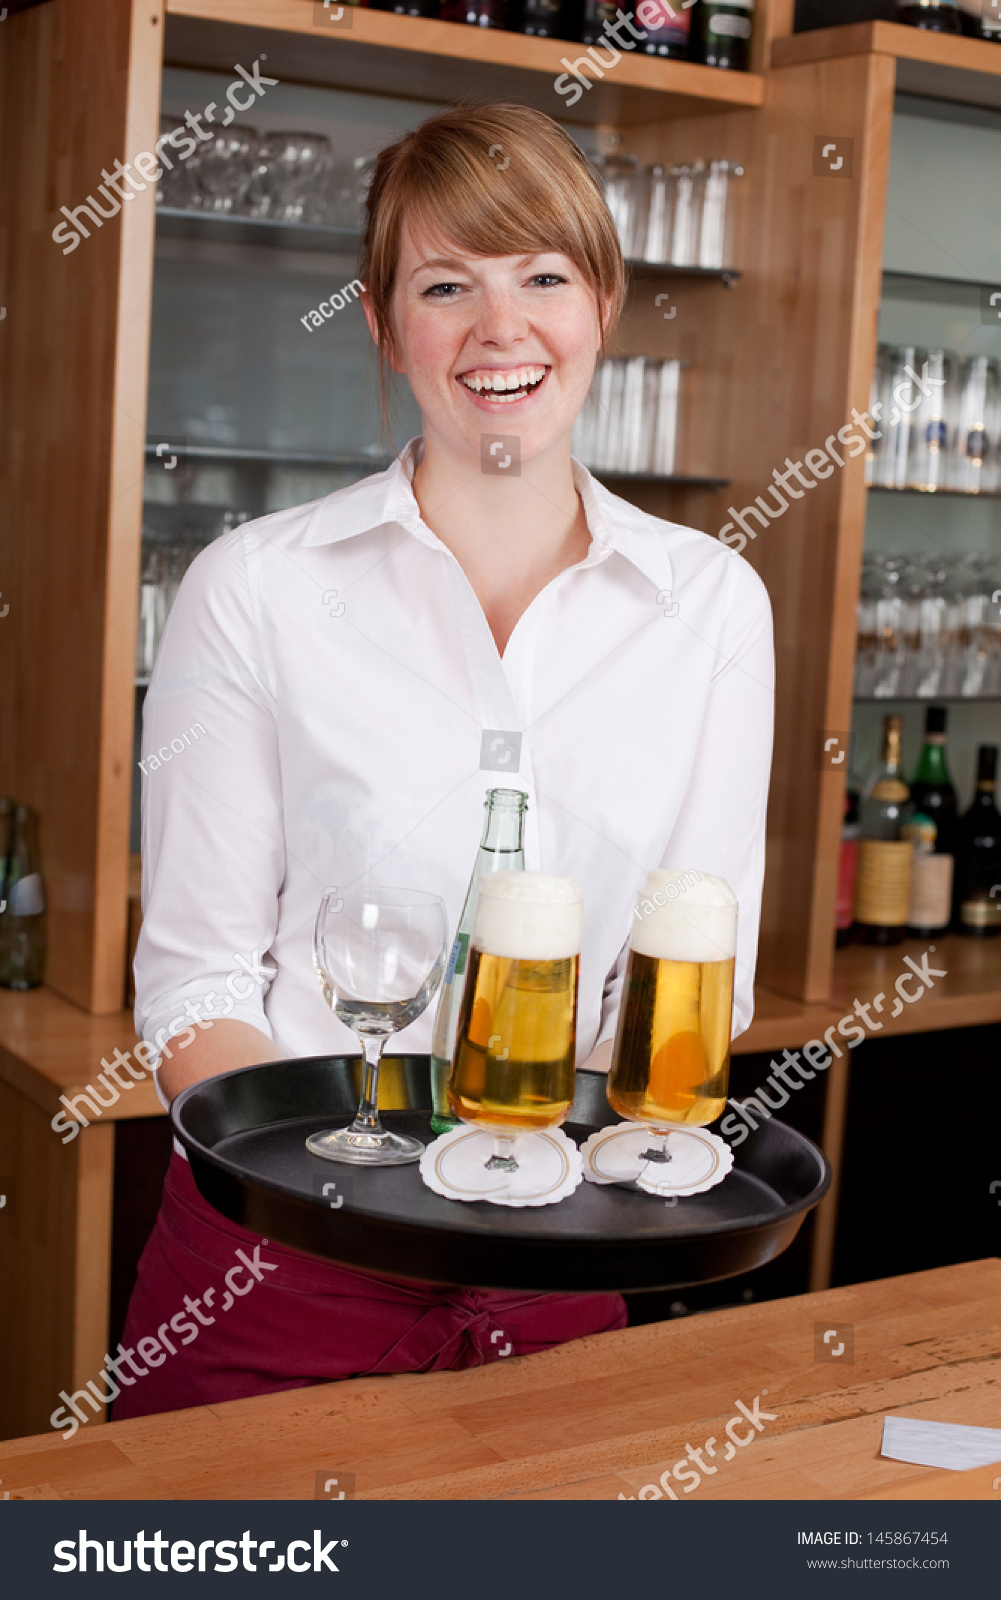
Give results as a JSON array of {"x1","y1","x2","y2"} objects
[
  {"x1": 530, "y1": 274, "x2": 569, "y2": 288},
  {"x1": 422, "y1": 282, "x2": 464, "y2": 299}
]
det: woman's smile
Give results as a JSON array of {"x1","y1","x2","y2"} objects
[{"x1": 455, "y1": 363, "x2": 550, "y2": 407}]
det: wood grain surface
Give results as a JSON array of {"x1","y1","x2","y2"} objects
[{"x1": 0, "y1": 1259, "x2": 997, "y2": 1500}]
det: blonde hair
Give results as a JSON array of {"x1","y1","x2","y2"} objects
[{"x1": 360, "y1": 102, "x2": 625, "y2": 438}]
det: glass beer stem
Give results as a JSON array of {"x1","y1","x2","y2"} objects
[
  {"x1": 486, "y1": 1131, "x2": 519, "y2": 1172},
  {"x1": 350, "y1": 1034, "x2": 386, "y2": 1134}
]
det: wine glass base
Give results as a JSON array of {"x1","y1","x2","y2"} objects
[{"x1": 306, "y1": 1126, "x2": 424, "y2": 1166}]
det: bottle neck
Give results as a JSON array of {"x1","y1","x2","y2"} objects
[
  {"x1": 479, "y1": 797, "x2": 527, "y2": 855},
  {"x1": 913, "y1": 737, "x2": 951, "y2": 786}
]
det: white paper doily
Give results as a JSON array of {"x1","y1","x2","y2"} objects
[
  {"x1": 420, "y1": 1124, "x2": 583, "y2": 1208},
  {"x1": 579, "y1": 1122, "x2": 733, "y2": 1197}
]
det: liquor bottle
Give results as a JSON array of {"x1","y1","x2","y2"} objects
[
  {"x1": 835, "y1": 787, "x2": 860, "y2": 947},
  {"x1": 579, "y1": 0, "x2": 616, "y2": 43},
  {"x1": 690, "y1": 0, "x2": 753, "y2": 70},
  {"x1": 438, "y1": 0, "x2": 506, "y2": 24},
  {"x1": 429, "y1": 788, "x2": 528, "y2": 1133},
  {"x1": 953, "y1": 744, "x2": 1001, "y2": 937},
  {"x1": 895, "y1": 0, "x2": 962, "y2": 32},
  {"x1": 0, "y1": 804, "x2": 47, "y2": 989},
  {"x1": 909, "y1": 705, "x2": 958, "y2": 856},
  {"x1": 367, "y1": 0, "x2": 440, "y2": 14},
  {"x1": 509, "y1": 0, "x2": 580, "y2": 36},
  {"x1": 854, "y1": 715, "x2": 913, "y2": 945},
  {"x1": 956, "y1": 0, "x2": 1001, "y2": 36},
  {"x1": 901, "y1": 812, "x2": 953, "y2": 938}
]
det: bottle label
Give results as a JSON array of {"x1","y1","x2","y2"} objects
[
  {"x1": 6, "y1": 873, "x2": 45, "y2": 916},
  {"x1": 871, "y1": 778, "x2": 909, "y2": 803},
  {"x1": 709, "y1": 14, "x2": 752, "y2": 35},
  {"x1": 967, "y1": 427, "x2": 987, "y2": 461},
  {"x1": 855, "y1": 840, "x2": 912, "y2": 926},
  {"x1": 908, "y1": 853, "x2": 953, "y2": 930},
  {"x1": 445, "y1": 932, "x2": 469, "y2": 983}
]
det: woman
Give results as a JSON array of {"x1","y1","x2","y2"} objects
[{"x1": 116, "y1": 102, "x2": 773, "y2": 1421}]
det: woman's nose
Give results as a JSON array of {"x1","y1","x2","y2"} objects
[{"x1": 472, "y1": 290, "x2": 527, "y2": 349}]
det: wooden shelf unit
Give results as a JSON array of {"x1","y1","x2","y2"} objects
[
  {"x1": 3, "y1": 0, "x2": 1001, "y2": 1435},
  {"x1": 163, "y1": 0, "x2": 767, "y2": 124}
]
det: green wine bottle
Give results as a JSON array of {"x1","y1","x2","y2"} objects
[
  {"x1": 429, "y1": 789, "x2": 527, "y2": 1134},
  {"x1": 0, "y1": 804, "x2": 47, "y2": 990}
]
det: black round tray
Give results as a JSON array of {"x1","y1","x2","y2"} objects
[{"x1": 171, "y1": 1054, "x2": 831, "y2": 1294}]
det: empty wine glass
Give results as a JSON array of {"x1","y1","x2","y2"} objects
[
  {"x1": 192, "y1": 123, "x2": 257, "y2": 214},
  {"x1": 309, "y1": 886, "x2": 448, "y2": 1166}
]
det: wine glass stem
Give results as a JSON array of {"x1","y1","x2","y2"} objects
[
  {"x1": 351, "y1": 1034, "x2": 387, "y2": 1134},
  {"x1": 486, "y1": 1132, "x2": 518, "y2": 1172}
]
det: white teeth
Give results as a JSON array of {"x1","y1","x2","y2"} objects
[{"x1": 459, "y1": 366, "x2": 546, "y2": 396}]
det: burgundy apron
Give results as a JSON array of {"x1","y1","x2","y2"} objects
[{"x1": 111, "y1": 1152, "x2": 626, "y2": 1420}]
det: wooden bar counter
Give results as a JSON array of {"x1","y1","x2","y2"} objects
[{"x1": 0, "y1": 1260, "x2": 998, "y2": 1501}]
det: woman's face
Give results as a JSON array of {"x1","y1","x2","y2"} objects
[{"x1": 369, "y1": 221, "x2": 608, "y2": 467}]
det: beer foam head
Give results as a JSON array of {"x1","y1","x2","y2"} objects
[
  {"x1": 474, "y1": 872, "x2": 582, "y2": 960},
  {"x1": 629, "y1": 868, "x2": 737, "y2": 962}
]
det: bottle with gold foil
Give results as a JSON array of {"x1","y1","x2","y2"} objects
[
  {"x1": 855, "y1": 715, "x2": 912, "y2": 945},
  {"x1": 953, "y1": 745, "x2": 1001, "y2": 937}
]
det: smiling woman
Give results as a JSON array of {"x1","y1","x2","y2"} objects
[{"x1": 117, "y1": 99, "x2": 774, "y2": 1426}]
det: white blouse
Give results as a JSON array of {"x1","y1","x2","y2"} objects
[{"x1": 135, "y1": 439, "x2": 774, "y2": 1070}]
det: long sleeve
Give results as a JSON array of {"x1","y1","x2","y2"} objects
[{"x1": 133, "y1": 524, "x2": 285, "y2": 1057}]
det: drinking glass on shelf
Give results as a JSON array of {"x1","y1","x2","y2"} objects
[
  {"x1": 950, "y1": 356, "x2": 998, "y2": 493},
  {"x1": 136, "y1": 545, "x2": 166, "y2": 678},
  {"x1": 308, "y1": 886, "x2": 448, "y2": 1166},
  {"x1": 447, "y1": 873, "x2": 581, "y2": 1174},
  {"x1": 640, "y1": 164, "x2": 674, "y2": 264},
  {"x1": 669, "y1": 162, "x2": 705, "y2": 267},
  {"x1": 697, "y1": 158, "x2": 741, "y2": 269},
  {"x1": 906, "y1": 349, "x2": 953, "y2": 491},
  {"x1": 957, "y1": 555, "x2": 999, "y2": 698},
  {"x1": 246, "y1": 131, "x2": 334, "y2": 223},
  {"x1": 872, "y1": 554, "x2": 908, "y2": 698},
  {"x1": 155, "y1": 116, "x2": 199, "y2": 209},
  {"x1": 598, "y1": 153, "x2": 648, "y2": 259},
  {"x1": 191, "y1": 123, "x2": 257, "y2": 214}
]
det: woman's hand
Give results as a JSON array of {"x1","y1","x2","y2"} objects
[
  {"x1": 156, "y1": 1018, "x2": 282, "y2": 1104},
  {"x1": 579, "y1": 1038, "x2": 612, "y2": 1075}
]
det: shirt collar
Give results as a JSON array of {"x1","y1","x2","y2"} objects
[{"x1": 301, "y1": 435, "x2": 675, "y2": 594}]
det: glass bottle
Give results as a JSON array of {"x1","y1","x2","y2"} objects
[
  {"x1": 855, "y1": 715, "x2": 913, "y2": 945},
  {"x1": 895, "y1": 0, "x2": 962, "y2": 31},
  {"x1": 367, "y1": 0, "x2": 441, "y2": 14},
  {"x1": 429, "y1": 789, "x2": 528, "y2": 1132},
  {"x1": 909, "y1": 705, "x2": 957, "y2": 856},
  {"x1": 953, "y1": 745, "x2": 1001, "y2": 937},
  {"x1": 0, "y1": 805, "x2": 47, "y2": 989},
  {"x1": 438, "y1": 0, "x2": 507, "y2": 24},
  {"x1": 509, "y1": 0, "x2": 580, "y2": 35},
  {"x1": 691, "y1": 0, "x2": 753, "y2": 70}
]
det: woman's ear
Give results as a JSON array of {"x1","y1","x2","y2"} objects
[{"x1": 361, "y1": 289, "x2": 406, "y2": 375}]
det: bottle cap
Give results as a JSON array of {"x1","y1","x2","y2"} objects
[
  {"x1": 977, "y1": 745, "x2": 998, "y2": 783},
  {"x1": 924, "y1": 706, "x2": 947, "y2": 735}
]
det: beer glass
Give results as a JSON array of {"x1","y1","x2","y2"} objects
[
  {"x1": 447, "y1": 872, "x2": 581, "y2": 1172},
  {"x1": 309, "y1": 886, "x2": 448, "y2": 1165},
  {"x1": 607, "y1": 870, "x2": 736, "y2": 1141}
]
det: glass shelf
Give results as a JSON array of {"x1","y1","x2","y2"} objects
[
  {"x1": 143, "y1": 442, "x2": 392, "y2": 470},
  {"x1": 155, "y1": 208, "x2": 742, "y2": 283},
  {"x1": 868, "y1": 484, "x2": 1001, "y2": 500}
]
